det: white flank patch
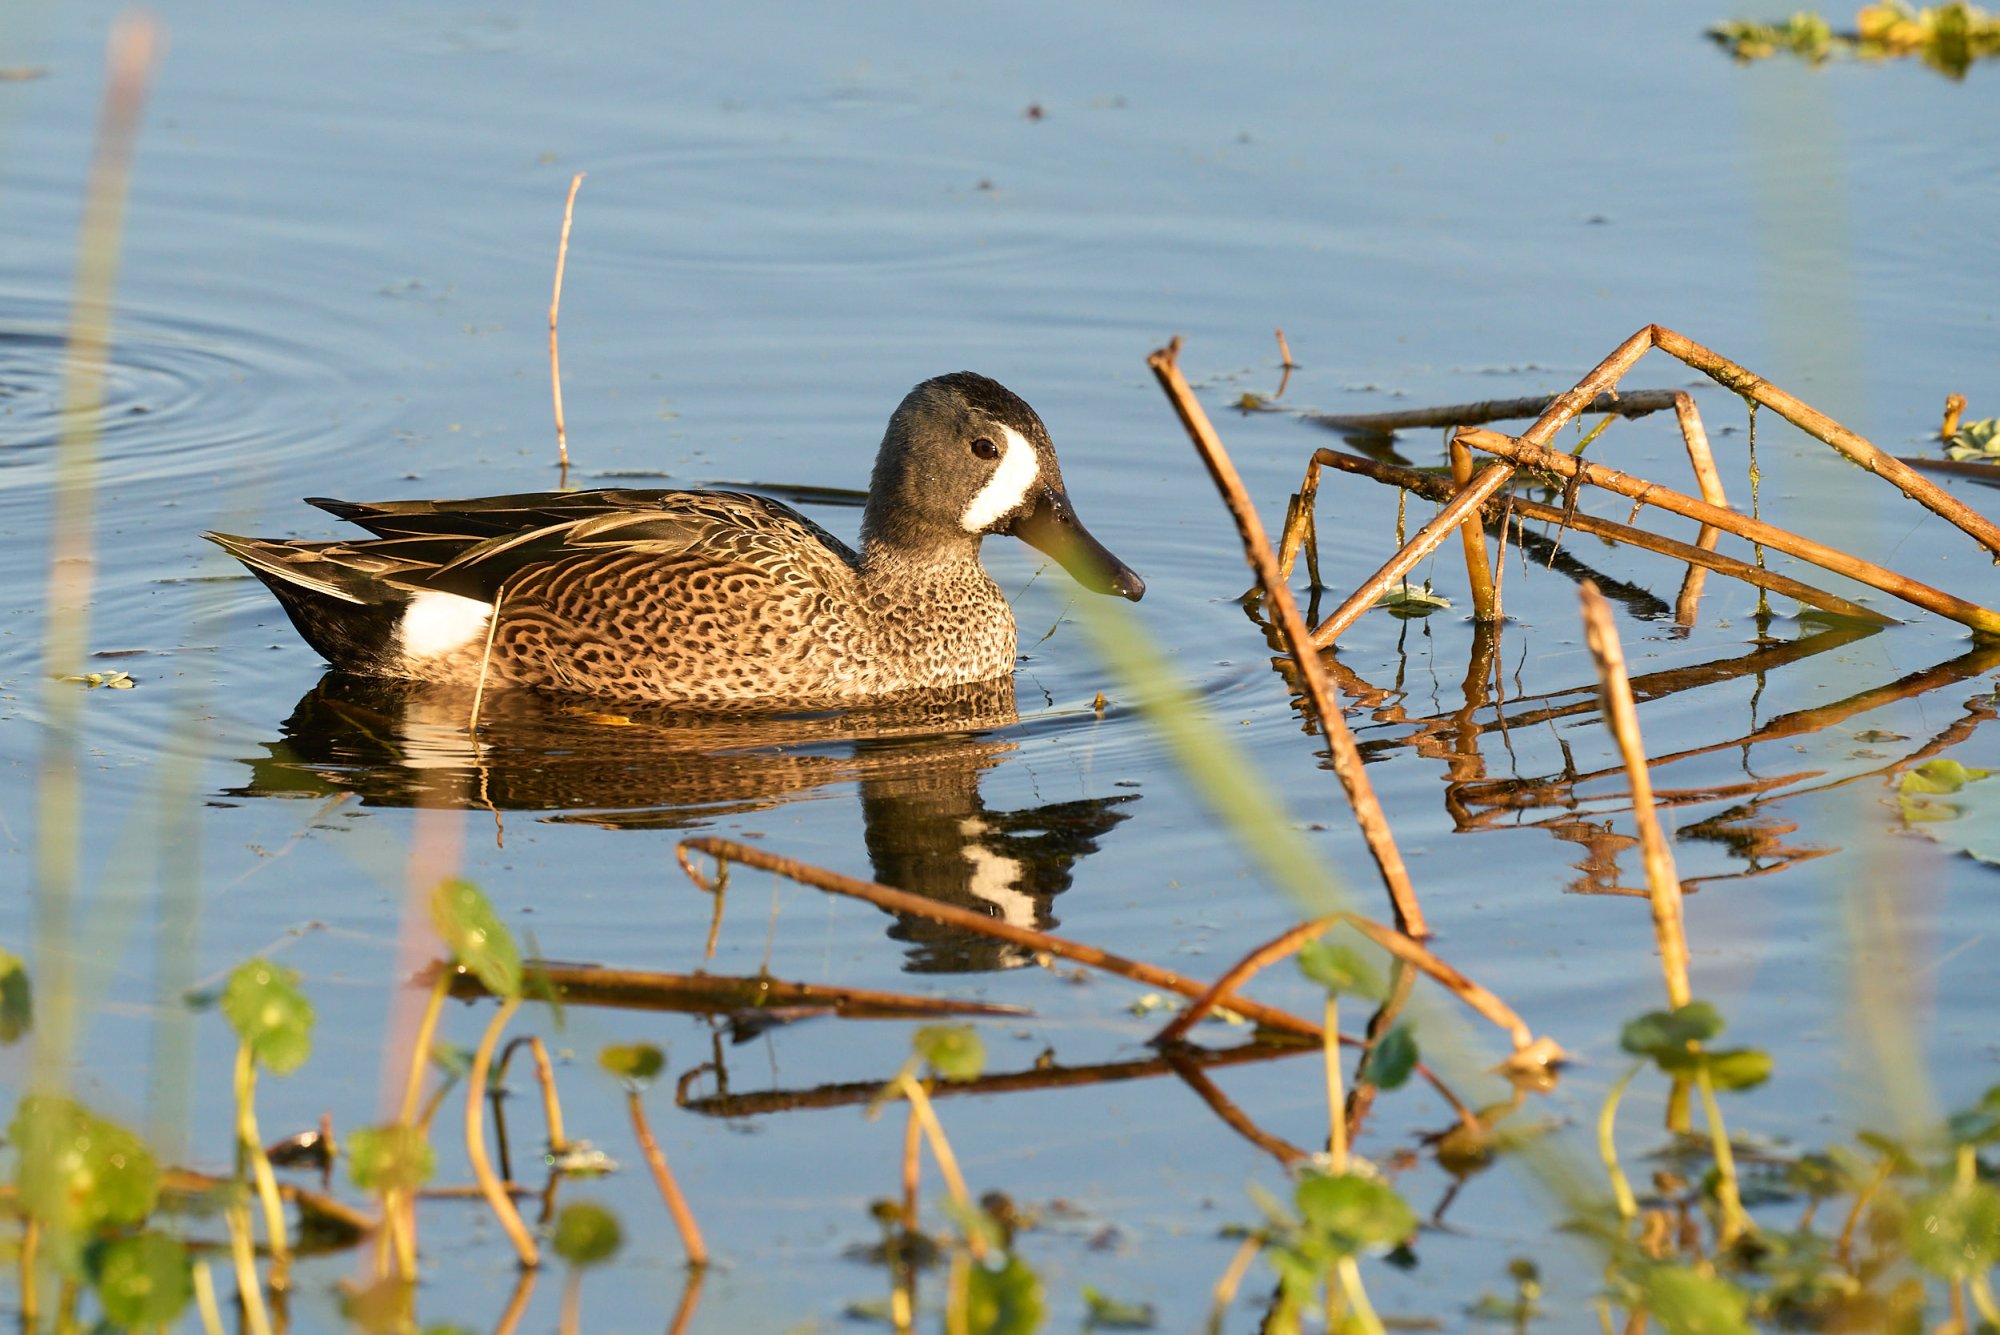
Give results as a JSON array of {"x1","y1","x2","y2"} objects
[
  {"x1": 959, "y1": 424, "x2": 1040, "y2": 533},
  {"x1": 399, "y1": 589, "x2": 494, "y2": 659}
]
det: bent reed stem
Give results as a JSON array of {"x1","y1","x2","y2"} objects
[{"x1": 1147, "y1": 337, "x2": 1428, "y2": 937}]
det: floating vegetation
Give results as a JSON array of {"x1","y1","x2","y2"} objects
[{"x1": 1710, "y1": 3, "x2": 2000, "y2": 77}]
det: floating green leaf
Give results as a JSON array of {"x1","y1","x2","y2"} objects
[
  {"x1": 961, "y1": 1252, "x2": 1045, "y2": 1335},
  {"x1": 429, "y1": 878, "x2": 522, "y2": 998},
  {"x1": 1081, "y1": 1284, "x2": 1157, "y2": 1328},
  {"x1": 1899, "y1": 758, "x2": 1992, "y2": 795},
  {"x1": 1620, "y1": 1001, "x2": 1725, "y2": 1063},
  {"x1": 1946, "y1": 416, "x2": 2000, "y2": 461},
  {"x1": 913, "y1": 1024, "x2": 985, "y2": 1081},
  {"x1": 1640, "y1": 1264, "x2": 1754, "y2": 1335},
  {"x1": 1903, "y1": 1180, "x2": 2000, "y2": 1277},
  {"x1": 0, "y1": 948, "x2": 30, "y2": 1044},
  {"x1": 599, "y1": 1042, "x2": 665, "y2": 1086},
  {"x1": 1296, "y1": 939, "x2": 1384, "y2": 1000},
  {"x1": 88, "y1": 1231, "x2": 193, "y2": 1327},
  {"x1": 1375, "y1": 582, "x2": 1451, "y2": 618},
  {"x1": 346, "y1": 1124, "x2": 436, "y2": 1195},
  {"x1": 221, "y1": 957, "x2": 315, "y2": 1075},
  {"x1": 1294, "y1": 1172, "x2": 1416, "y2": 1257},
  {"x1": 11, "y1": 1096, "x2": 161, "y2": 1239},
  {"x1": 552, "y1": 1200, "x2": 624, "y2": 1267}
]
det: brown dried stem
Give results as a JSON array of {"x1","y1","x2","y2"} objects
[
  {"x1": 1153, "y1": 913, "x2": 1563, "y2": 1071},
  {"x1": 495, "y1": 1035, "x2": 570, "y2": 1155},
  {"x1": 549, "y1": 171, "x2": 585, "y2": 471},
  {"x1": 1307, "y1": 388, "x2": 1684, "y2": 438},
  {"x1": 1650, "y1": 326, "x2": 2000, "y2": 559},
  {"x1": 1147, "y1": 338, "x2": 1428, "y2": 937},
  {"x1": 1451, "y1": 432, "x2": 1500, "y2": 621},
  {"x1": 1458, "y1": 427, "x2": 1999, "y2": 635},
  {"x1": 1577, "y1": 583, "x2": 1691, "y2": 1009},
  {"x1": 678, "y1": 837, "x2": 1321, "y2": 1040},
  {"x1": 1303, "y1": 449, "x2": 1893, "y2": 627},
  {"x1": 1310, "y1": 457, "x2": 1518, "y2": 647},
  {"x1": 627, "y1": 1088, "x2": 707, "y2": 1267}
]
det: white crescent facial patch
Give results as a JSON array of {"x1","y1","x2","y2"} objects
[{"x1": 959, "y1": 424, "x2": 1040, "y2": 533}]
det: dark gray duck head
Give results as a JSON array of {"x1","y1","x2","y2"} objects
[{"x1": 860, "y1": 372, "x2": 1145, "y2": 601}]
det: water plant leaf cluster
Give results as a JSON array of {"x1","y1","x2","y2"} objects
[{"x1": 1709, "y1": 2, "x2": 2000, "y2": 77}]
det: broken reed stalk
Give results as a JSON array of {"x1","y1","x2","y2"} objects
[
  {"x1": 1577, "y1": 582, "x2": 1691, "y2": 1009},
  {"x1": 1161, "y1": 1052, "x2": 1312, "y2": 1165},
  {"x1": 1307, "y1": 388, "x2": 1684, "y2": 438},
  {"x1": 678, "y1": 836, "x2": 1322, "y2": 1040},
  {"x1": 1941, "y1": 393, "x2": 1968, "y2": 442},
  {"x1": 1147, "y1": 338, "x2": 1429, "y2": 938},
  {"x1": 1669, "y1": 392, "x2": 1726, "y2": 624},
  {"x1": 1647, "y1": 326, "x2": 2000, "y2": 560},
  {"x1": 626, "y1": 1088, "x2": 707, "y2": 1267},
  {"x1": 1457, "y1": 428, "x2": 2000, "y2": 635},
  {"x1": 549, "y1": 171, "x2": 585, "y2": 471},
  {"x1": 1302, "y1": 450, "x2": 1893, "y2": 627},
  {"x1": 1450, "y1": 432, "x2": 1499, "y2": 621},
  {"x1": 495, "y1": 1035, "x2": 570, "y2": 1155},
  {"x1": 465, "y1": 997, "x2": 539, "y2": 1267},
  {"x1": 1310, "y1": 459, "x2": 1518, "y2": 648},
  {"x1": 1152, "y1": 915, "x2": 1563, "y2": 1070},
  {"x1": 447, "y1": 958, "x2": 1027, "y2": 1020}
]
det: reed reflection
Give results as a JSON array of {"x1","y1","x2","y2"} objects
[{"x1": 231, "y1": 673, "x2": 1134, "y2": 970}]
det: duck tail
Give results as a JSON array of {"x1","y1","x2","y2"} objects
[{"x1": 205, "y1": 532, "x2": 405, "y2": 672}]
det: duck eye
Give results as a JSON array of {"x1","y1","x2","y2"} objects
[{"x1": 970, "y1": 437, "x2": 1001, "y2": 461}]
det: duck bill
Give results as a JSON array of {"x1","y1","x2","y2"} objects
[{"x1": 1005, "y1": 487, "x2": 1146, "y2": 601}]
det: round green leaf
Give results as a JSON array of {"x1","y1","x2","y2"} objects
[
  {"x1": 1619, "y1": 1001, "x2": 1724, "y2": 1061},
  {"x1": 1295, "y1": 940, "x2": 1385, "y2": 1000},
  {"x1": 1903, "y1": 1181, "x2": 2000, "y2": 1278},
  {"x1": 11, "y1": 1096, "x2": 161, "y2": 1235},
  {"x1": 346, "y1": 1124, "x2": 436, "y2": 1195},
  {"x1": 221, "y1": 958, "x2": 315, "y2": 1075},
  {"x1": 89, "y1": 1231, "x2": 193, "y2": 1327},
  {"x1": 551, "y1": 1201, "x2": 623, "y2": 1268},
  {"x1": 913, "y1": 1024, "x2": 985, "y2": 1081},
  {"x1": 962, "y1": 1252, "x2": 1045, "y2": 1335},
  {"x1": 1294, "y1": 1173, "x2": 1416, "y2": 1257},
  {"x1": 599, "y1": 1043, "x2": 665, "y2": 1086},
  {"x1": 1368, "y1": 1025, "x2": 1419, "y2": 1091},
  {"x1": 429, "y1": 879, "x2": 522, "y2": 999},
  {"x1": 0, "y1": 948, "x2": 31, "y2": 1045},
  {"x1": 1640, "y1": 1265, "x2": 1753, "y2": 1335}
]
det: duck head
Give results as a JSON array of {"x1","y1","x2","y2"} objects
[{"x1": 863, "y1": 372, "x2": 1145, "y2": 601}]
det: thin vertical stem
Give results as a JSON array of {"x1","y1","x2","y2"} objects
[
  {"x1": 467, "y1": 997, "x2": 539, "y2": 1268},
  {"x1": 1451, "y1": 431, "x2": 1499, "y2": 621},
  {"x1": 549, "y1": 172, "x2": 585, "y2": 471}
]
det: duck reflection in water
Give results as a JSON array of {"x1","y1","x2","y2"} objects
[{"x1": 233, "y1": 672, "x2": 1135, "y2": 972}]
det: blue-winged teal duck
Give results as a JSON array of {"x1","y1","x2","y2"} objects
[{"x1": 207, "y1": 373, "x2": 1144, "y2": 706}]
